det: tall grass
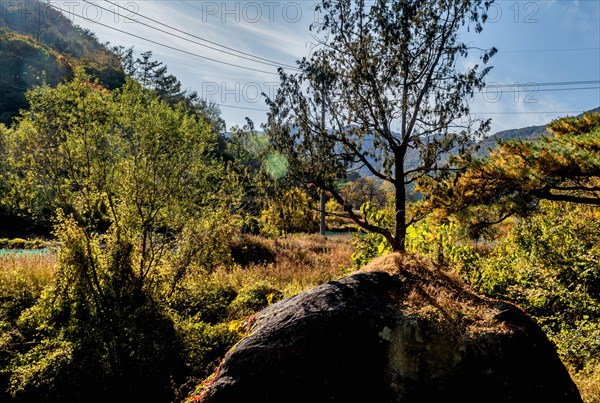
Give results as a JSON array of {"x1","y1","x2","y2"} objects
[
  {"x1": 214, "y1": 234, "x2": 354, "y2": 297},
  {"x1": 571, "y1": 360, "x2": 600, "y2": 403},
  {"x1": 0, "y1": 251, "x2": 56, "y2": 297}
]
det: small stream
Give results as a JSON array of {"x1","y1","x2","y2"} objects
[{"x1": 0, "y1": 248, "x2": 51, "y2": 257}]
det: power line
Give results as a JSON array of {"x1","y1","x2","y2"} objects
[
  {"x1": 95, "y1": 0, "x2": 598, "y2": 71},
  {"x1": 2, "y1": 45, "x2": 596, "y2": 93},
  {"x1": 211, "y1": 106, "x2": 597, "y2": 115},
  {"x1": 216, "y1": 103, "x2": 268, "y2": 111},
  {"x1": 128, "y1": 2, "x2": 598, "y2": 66},
  {"x1": 0, "y1": 75, "x2": 269, "y2": 113},
  {"x1": 1, "y1": 74, "x2": 593, "y2": 117},
  {"x1": 97, "y1": 0, "x2": 299, "y2": 71},
  {"x1": 471, "y1": 110, "x2": 587, "y2": 115},
  {"x1": 0, "y1": 49, "x2": 272, "y2": 113},
  {"x1": 214, "y1": 87, "x2": 600, "y2": 114},
  {"x1": 500, "y1": 47, "x2": 600, "y2": 53},
  {"x1": 0, "y1": 53, "x2": 271, "y2": 113},
  {"x1": 0, "y1": 47, "x2": 280, "y2": 110},
  {"x1": 479, "y1": 86, "x2": 600, "y2": 94},
  {"x1": 178, "y1": 0, "x2": 301, "y2": 48},
  {"x1": 48, "y1": 3, "x2": 280, "y2": 76},
  {"x1": 489, "y1": 80, "x2": 600, "y2": 88},
  {"x1": 0, "y1": 78, "x2": 29, "y2": 92}
]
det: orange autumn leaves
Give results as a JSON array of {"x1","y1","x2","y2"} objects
[{"x1": 420, "y1": 112, "x2": 600, "y2": 224}]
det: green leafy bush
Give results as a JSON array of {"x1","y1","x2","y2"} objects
[
  {"x1": 177, "y1": 319, "x2": 242, "y2": 377},
  {"x1": 6, "y1": 338, "x2": 75, "y2": 401},
  {"x1": 350, "y1": 201, "x2": 394, "y2": 269},
  {"x1": 2, "y1": 218, "x2": 185, "y2": 402},
  {"x1": 472, "y1": 202, "x2": 600, "y2": 369},
  {"x1": 168, "y1": 277, "x2": 237, "y2": 324},
  {"x1": 260, "y1": 188, "x2": 319, "y2": 236},
  {"x1": 0, "y1": 238, "x2": 47, "y2": 250},
  {"x1": 350, "y1": 231, "x2": 386, "y2": 269},
  {"x1": 228, "y1": 282, "x2": 284, "y2": 318}
]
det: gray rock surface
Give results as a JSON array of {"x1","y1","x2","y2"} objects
[{"x1": 199, "y1": 254, "x2": 582, "y2": 403}]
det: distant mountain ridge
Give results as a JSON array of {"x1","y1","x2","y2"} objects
[
  {"x1": 489, "y1": 124, "x2": 548, "y2": 142},
  {"x1": 488, "y1": 106, "x2": 600, "y2": 142},
  {"x1": 473, "y1": 106, "x2": 600, "y2": 158}
]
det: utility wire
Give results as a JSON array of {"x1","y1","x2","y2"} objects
[
  {"x1": 3, "y1": 45, "x2": 596, "y2": 92},
  {"x1": 489, "y1": 80, "x2": 600, "y2": 88},
  {"x1": 99, "y1": 0, "x2": 299, "y2": 70},
  {"x1": 500, "y1": 47, "x2": 600, "y2": 53},
  {"x1": 4, "y1": 46, "x2": 596, "y2": 91},
  {"x1": 178, "y1": 0, "x2": 301, "y2": 48},
  {"x1": 479, "y1": 86, "x2": 600, "y2": 93},
  {"x1": 216, "y1": 103, "x2": 268, "y2": 111},
  {"x1": 48, "y1": 3, "x2": 280, "y2": 76},
  {"x1": 0, "y1": 51, "x2": 272, "y2": 112},
  {"x1": 0, "y1": 78, "x2": 29, "y2": 92},
  {"x1": 0, "y1": 74, "x2": 593, "y2": 116},
  {"x1": 471, "y1": 110, "x2": 588, "y2": 115}
]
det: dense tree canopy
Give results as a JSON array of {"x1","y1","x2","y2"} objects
[
  {"x1": 3, "y1": 72, "x2": 225, "y2": 278},
  {"x1": 0, "y1": 72, "x2": 234, "y2": 402},
  {"x1": 265, "y1": 0, "x2": 496, "y2": 251}
]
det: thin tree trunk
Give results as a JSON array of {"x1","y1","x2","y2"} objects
[
  {"x1": 394, "y1": 186, "x2": 407, "y2": 252},
  {"x1": 394, "y1": 151, "x2": 407, "y2": 253}
]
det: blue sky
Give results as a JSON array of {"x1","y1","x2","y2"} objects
[{"x1": 54, "y1": 0, "x2": 600, "y2": 134}]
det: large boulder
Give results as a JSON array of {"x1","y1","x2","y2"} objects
[{"x1": 198, "y1": 254, "x2": 582, "y2": 403}]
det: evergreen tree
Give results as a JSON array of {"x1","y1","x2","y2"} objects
[
  {"x1": 422, "y1": 112, "x2": 600, "y2": 228},
  {"x1": 265, "y1": 0, "x2": 496, "y2": 251}
]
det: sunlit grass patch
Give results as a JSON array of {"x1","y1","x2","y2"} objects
[
  {"x1": 0, "y1": 251, "x2": 57, "y2": 292},
  {"x1": 214, "y1": 233, "x2": 353, "y2": 298}
]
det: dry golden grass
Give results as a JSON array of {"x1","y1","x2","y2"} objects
[
  {"x1": 570, "y1": 360, "x2": 600, "y2": 403},
  {"x1": 213, "y1": 233, "x2": 354, "y2": 297},
  {"x1": 0, "y1": 234, "x2": 353, "y2": 301},
  {"x1": 361, "y1": 253, "x2": 511, "y2": 337},
  {"x1": 0, "y1": 251, "x2": 57, "y2": 299}
]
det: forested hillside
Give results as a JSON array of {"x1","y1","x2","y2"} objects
[
  {"x1": 483, "y1": 107, "x2": 600, "y2": 143},
  {"x1": 0, "y1": 0, "x2": 125, "y2": 124}
]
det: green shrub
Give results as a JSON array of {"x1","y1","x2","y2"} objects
[
  {"x1": 169, "y1": 277, "x2": 237, "y2": 324},
  {"x1": 8, "y1": 239, "x2": 26, "y2": 249},
  {"x1": 350, "y1": 231, "x2": 387, "y2": 269},
  {"x1": 473, "y1": 202, "x2": 600, "y2": 369},
  {"x1": 228, "y1": 282, "x2": 284, "y2": 317},
  {"x1": 3, "y1": 218, "x2": 185, "y2": 402},
  {"x1": 229, "y1": 235, "x2": 276, "y2": 267},
  {"x1": 177, "y1": 319, "x2": 242, "y2": 377},
  {"x1": 349, "y1": 201, "x2": 394, "y2": 269},
  {"x1": 259, "y1": 188, "x2": 319, "y2": 236},
  {"x1": 6, "y1": 338, "x2": 76, "y2": 402},
  {"x1": 0, "y1": 238, "x2": 47, "y2": 250}
]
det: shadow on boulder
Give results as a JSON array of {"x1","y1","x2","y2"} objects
[{"x1": 197, "y1": 254, "x2": 583, "y2": 403}]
